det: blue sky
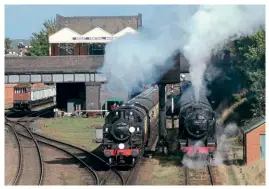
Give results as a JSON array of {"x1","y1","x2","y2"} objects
[{"x1": 5, "y1": 5, "x2": 169, "y2": 39}]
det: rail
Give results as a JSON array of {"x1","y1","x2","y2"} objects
[
  {"x1": 31, "y1": 131, "x2": 124, "y2": 185},
  {"x1": 5, "y1": 109, "x2": 125, "y2": 185},
  {"x1": 185, "y1": 165, "x2": 215, "y2": 185},
  {"x1": 5, "y1": 123, "x2": 22, "y2": 185}
]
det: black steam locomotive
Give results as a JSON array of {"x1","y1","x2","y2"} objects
[
  {"x1": 102, "y1": 86, "x2": 159, "y2": 166},
  {"x1": 177, "y1": 85, "x2": 217, "y2": 161}
]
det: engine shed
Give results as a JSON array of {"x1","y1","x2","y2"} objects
[{"x1": 242, "y1": 116, "x2": 265, "y2": 165}]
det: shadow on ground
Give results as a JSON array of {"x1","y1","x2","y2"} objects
[
  {"x1": 44, "y1": 145, "x2": 110, "y2": 171},
  {"x1": 5, "y1": 107, "x2": 55, "y2": 119}
]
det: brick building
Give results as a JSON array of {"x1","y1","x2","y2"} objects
[
  {"x1": 242, "y1": 116, "x2": 266, "y2": 165},
  {"x1": 46, "y1": 14, "x2": 142, "y2": 111},
  {"x1": 49, "y1": 14, "x2": 142, "y2": 56},
  {"x1": 5, "y1": 84, "x2": 17, "y2": 105}
]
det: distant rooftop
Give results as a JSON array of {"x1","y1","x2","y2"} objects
[
  {"x1": 10, "y1": 39, "x2": 30, "y2": 49},
  {"x1": 55, "y1": 13, "x2": 142, "y2": 35}
]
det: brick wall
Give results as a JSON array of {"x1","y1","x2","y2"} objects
[
  {"x1": 5, "y1": 84, "x2": 16, "y2": 105},
  {"x1": 245, "y1": 123, "x2": 265, "y2": 165}
]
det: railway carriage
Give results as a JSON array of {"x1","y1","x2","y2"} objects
[{"x1": 13, "y1": 84, "x2": 56, "y2": 111}]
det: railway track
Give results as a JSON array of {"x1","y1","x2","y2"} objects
[
  {"x1": 5, "y1": 119, "x2": 43, "y2": 185},
  {"x1": 99, "y1": 157, "x2": 143, "y2": 185},
  {"x1": 5, "y1": 110, "x2": 98, "y2": 185},
  {"x1": 30, "y1": 132, "x2": 124, "y2": 185},
  {"x1": 184, "y1": 165, "x2": 216, "y2": 185},
  {"x1": 5, "y1": 123, "x2": 22, "y2": 185},
  {"x1": 5, "y1": 110, "x2": 125, "y2": 185},
  {"x1": 124, "y1": 157, "x2": 144, "y2": 185}
]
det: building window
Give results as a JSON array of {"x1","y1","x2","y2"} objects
[
  {"x1": 88, "y1": 43, "x2": 106, "y2": 55},
  {"x1": 59, "y1": 43, "x2": 75, "y2": 56}
]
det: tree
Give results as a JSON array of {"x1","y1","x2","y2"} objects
[
  {"x1": 208, "y1": 29, "x2": 265, "y2": 122},
  {"x1": 27, "y1": 19, "x2": 56, "y2": 56},
  {"x1": 232, "y1": 29, "x2": 265, "y2": 117},
  {"x1": 5, "y1": 37, "x2": 12, "y2": 54}
]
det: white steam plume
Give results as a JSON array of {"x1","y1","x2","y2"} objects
[{"x1": 100, "y1": 5, "x2": 265, "y2": 98}]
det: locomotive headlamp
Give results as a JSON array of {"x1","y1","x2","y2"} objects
[
  {"x1": 118, "y1": 143, "x2": 125, "y2": 149},
  {"x1": 129, "y1": 127, "x2": 135, "y2": 133}
]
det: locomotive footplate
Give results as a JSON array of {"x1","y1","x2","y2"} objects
[{"x1": 179, "y1": 139, "x2": 216, "y2": 155}]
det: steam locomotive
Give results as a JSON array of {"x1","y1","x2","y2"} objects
[
  {"x1": 177, "y1": 85, "x2": 217, "y2": 161},
  {"x1": 102, "y1": 86, "x2": 159, "y2": 166}
]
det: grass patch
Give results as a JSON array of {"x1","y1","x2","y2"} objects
[{"x1": 40, "y1": 117, "x2": 104, "y2": 151}]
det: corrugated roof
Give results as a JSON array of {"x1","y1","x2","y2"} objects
[
  {"x1": 241, "y1": 115, "x2": 265, "y2": 134},
  {"x1": 5, "y1": 54, "x2": 191, "y2": 74},
  {"x1": 5, "y1": 55, "x2": 104, "y2": 74},
  {"x1": 55, "y1": 14, "x2": 142, "y2": 35}
]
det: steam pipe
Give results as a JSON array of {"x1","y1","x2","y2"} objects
[{"x1": 158, "y1": 84, "x2": 166, "y2": 139}]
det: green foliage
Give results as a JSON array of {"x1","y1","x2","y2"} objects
[
  {"x1": 27, "y1": 19, "x2": 56, "y2": 56},
  {"x1": 232, "y1": 29, "x2": 265, "y2": 117},
  {"x1": 5, "y1": 37, "x2": 12, "y2": 53},
  {"x1": 41, "y1": 117, "x2": 104, "y2": 150},
  {"x1": 208, "y1": 29, "x2": 265, "y2": 120}
]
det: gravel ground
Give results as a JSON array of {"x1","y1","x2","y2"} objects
[
  {"x1": 5, "y1": 123, "x2": 96, "y2": 185},
  {"x1": 5, "y1": 128, "x2": 19, "y2": 185},
  {"x1": 40, "y1": 144, "x2": 95, "y2": 185},
  {"x1": 216, "y1": 148, "x2": 265, "y2": 185},
  {"x1": 16, "y1": 136, "x2": 41, "y2": 185},
  {"x1": 136, "y1": 158, "x2": 184, "y2": 185}
]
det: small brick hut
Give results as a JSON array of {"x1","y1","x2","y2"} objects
[{"x1": 242, "y1": 116, "x2": 265, "y2": 165}]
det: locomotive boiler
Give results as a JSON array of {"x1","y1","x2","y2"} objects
[
  {"x1": 178, "y1": 86, "x2": 217, "y2": 161},
  {"x1": 102, "y1": 86, "x2": 159, "y2": 166}
]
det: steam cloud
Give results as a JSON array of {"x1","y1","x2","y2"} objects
[{"x1": 100, "y1": 5, "x2": 265, "y2": 99}]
